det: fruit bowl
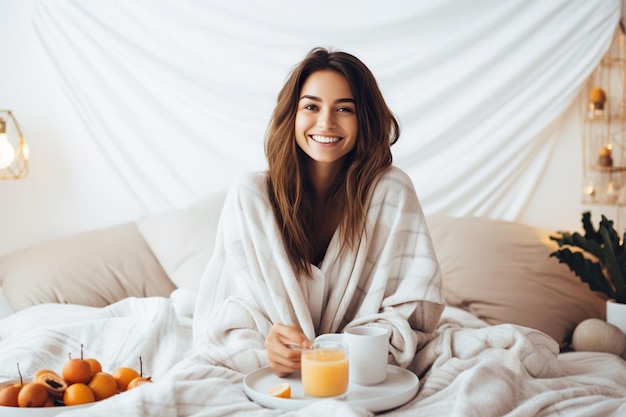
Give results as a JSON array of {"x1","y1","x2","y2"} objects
[{"x1": 0, "y1": 380, "x2": 92, "y2": 416}]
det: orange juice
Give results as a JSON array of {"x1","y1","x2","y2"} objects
[{"x1": 301, "y1": 342, "x2": 349, "y2": 398}]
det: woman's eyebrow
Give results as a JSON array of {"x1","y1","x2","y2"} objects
[{"x1": 299, "y1": 95, "x2": 355, "y2": 104}]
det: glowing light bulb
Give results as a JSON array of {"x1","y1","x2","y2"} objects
[
  {"x1": 0, "y1": 132, "x2": 15, "y2": 169},
  {"x1": 21, "y1": 141, "x2": 30, "y2": 160}
]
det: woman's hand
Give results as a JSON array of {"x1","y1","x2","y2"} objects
[{"x1": 265, "y1": 324, "x2": 312, "y2": 377}]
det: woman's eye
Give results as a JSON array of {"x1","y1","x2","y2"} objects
[
  {"x1": 304, "y1": 104, "x2": 318, "y2": 111},
  {"x1": 338, "y1": 107, "x2": 354, "y2": 113}
]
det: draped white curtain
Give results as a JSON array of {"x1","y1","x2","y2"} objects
[{"x1": 31, "y1": 0, "x2": 620, "y2": 219}]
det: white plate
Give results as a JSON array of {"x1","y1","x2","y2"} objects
[
  {"x1": 243, "y1": 365, "x2": 419, "y2": 412},
  {"x1": 0, "y1": 380, "x2": 92, "y2": 416}
]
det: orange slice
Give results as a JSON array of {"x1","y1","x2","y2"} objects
[{"x1": 268, "y1": 382, "x2": 291, "y2": 399}]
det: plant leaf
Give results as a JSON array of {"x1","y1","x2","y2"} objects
[
  {"x1": 599, "y1": 225, "x2": 624, "y2": 294},
  {"x1": 550, "y1": 232, "x2": 605, "y2": 262},
  {"x1": 582, "y1": 211, "x2": 601, "y2": 242},
  {"x1": 550, "y1": 211, "x2": 626, "y2": 303},
  {"x1": 550, "y1": 248, "x2": 614, "y2": 297}
]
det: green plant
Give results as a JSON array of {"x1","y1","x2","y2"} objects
[{"x1": 550, "y1": 211, "x2": 626, "y2": 304}]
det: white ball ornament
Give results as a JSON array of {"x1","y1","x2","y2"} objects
[{"x1": 572, "y1": 318, "x2": 626, "y2": 356}]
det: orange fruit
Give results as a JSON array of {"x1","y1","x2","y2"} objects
[
  {"x1": 17, "y1": 382, "x2": 49, "y2": 407},
  {"x1": 85, "y1": 358, "x2": 103, "y2": 374},
  {"x1": 34, "y1": 370, "x2": 68, "y2": 399},
  {"x1": 63, "y1": 358, "x2": 93, "y2": 385},
  {"x1": 88, "y1": 372, "x2": 117, "y2": 401},
  {"x1": 0, "y1": 383, "x2": 21, "y2": 407},
  {"x1": 268, "y1": 382, "x2": 291, "y2": 399},
  {"x1": 63, "y1": 383, "x2": 95, "y2": 406},
  {"x1": 111, "y1": 367, "x2": 140, "y2": 393},
  {"x1": 127, "y1": 376, "x2": 152, "y2": 390},
  {"x1": 34, "y1": 368, "x2": 59, "y2": 380}
]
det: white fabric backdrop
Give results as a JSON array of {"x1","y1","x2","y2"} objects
[{"x1": 31, "y1": 0, "x2": 620, "y2": 219}]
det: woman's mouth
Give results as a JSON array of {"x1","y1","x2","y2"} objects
[{"x1": 310, "y1": 135, "x2": 341, "y2": 144}]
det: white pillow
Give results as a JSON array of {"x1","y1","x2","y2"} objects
[
  {"x1": 0, "y1": 223, "x2": 176, "y2": 311},
  {"x1": 137, "y1": 190, "x2": 228, "y2": 289},
  {"x1": 427, "y1": 215, "x2": 607, "y2": 347}
]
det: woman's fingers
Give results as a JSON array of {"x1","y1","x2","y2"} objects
[
  {"x1": 275, "y1": 324, "x2": 312, "y2": 348},
  {"x1": 266, "y1": 324, "x2": 311, "y2": 376}
]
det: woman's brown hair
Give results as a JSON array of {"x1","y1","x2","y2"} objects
[{"x1": 265, "y1": 47, "x2": 400, "y2": 277}]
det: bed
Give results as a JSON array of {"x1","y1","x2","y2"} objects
[
  {"x1": 0, "y1": 191, "x2": 624, "y2": 416},
  {"x1": 2, "y1": 1, "x2": 626, "y2": 415}
]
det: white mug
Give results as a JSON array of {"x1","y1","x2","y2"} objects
[{"x1": 315, "y1": 326, "x2": 389, "y2": 385}]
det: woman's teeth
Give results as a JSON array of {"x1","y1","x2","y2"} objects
[{"x1": 311, "y1": 135, "x2": 340, "y2": 144}]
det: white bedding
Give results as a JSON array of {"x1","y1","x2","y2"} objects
[{"x1": 0, "y1": 296, "x2": 625, "y2": 416}]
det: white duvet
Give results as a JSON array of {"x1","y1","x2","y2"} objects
[{"x1": 0, "y1": 296, "x2": 625, "y2": 416}]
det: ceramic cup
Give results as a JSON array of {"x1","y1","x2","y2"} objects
[
  {"x1": 301, "y1": 341, "x2": 349, "y2": 398},
  {"x1": 316, "y1": 326, "x2": 389, "y2": 385}
]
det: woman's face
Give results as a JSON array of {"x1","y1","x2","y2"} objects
[{"x1": 295, "y1": 70, "x2": 358, "y2": 167}]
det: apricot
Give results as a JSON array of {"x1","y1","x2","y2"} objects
[
  {"x1": 63, "y1": 358, "x2": 93, "y2": 385},
  {"x1": 0, "y1": 383, "x2": 21, "y2": 407},
  {"x1": 17, "y1": 382, "x2": 49, "y2": 407},
  {"x1": 127, "y1": 375, "x2": 152, "y2": 390},
  {"x1": 111, "y1": 367, "x2": 140, "y2": 393},
  {"x1": 88, "y1": 372, "x2": 117, "y2": 401},
  {"x1": 63, "y1": 383, "x2": 95, "y2": 406},
  {"x1": 33, "y1": 368, "x2": 59, "y2": 380},
  {"x1": 35, "y1": 370, "x2": 68, "y2": 399},
  {"x1": 85, "y1": 358, "x2": 103, "y2": 374}
]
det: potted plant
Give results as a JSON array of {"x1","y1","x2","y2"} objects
[{"x1": 550, "y1": 211, "x2": 626, "y2": 334}]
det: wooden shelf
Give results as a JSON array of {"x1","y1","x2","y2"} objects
[
  {"x1": 583, "y1": 29, "x2": 626, "y2": 206},
  {"x1": 585, "y1": 115, "x2": 626, "y2": 123},
  {"x1": 589, "y1": 165, "x2": 626, "y2": 173}
]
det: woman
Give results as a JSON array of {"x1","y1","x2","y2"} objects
[{"x1": 192, "y1": 47, "x2": 444, "y2": 378}]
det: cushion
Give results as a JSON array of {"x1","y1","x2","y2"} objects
[
  {"x1": 137, "y1": 190, "x2": 228, "y2": 289},
  {"x1": 0, "y1": 223, "x2": 176, "y2": 311},
  {"x1": 427, "y1": 215, "x2": 607, "y2": 347}
]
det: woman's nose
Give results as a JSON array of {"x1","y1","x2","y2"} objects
[{"x1": 316, "y1": 110, "x2": 335, "y2": 129}]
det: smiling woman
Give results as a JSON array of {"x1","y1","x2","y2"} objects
[
  {"x1": 191, "y1": 47, "x2": 445, "y2": 382},
  {"x1": 265, "y1": 47, "x2": 401, "y2": 276},
  {"x1": 295, "y1": 70, "x2": 358, "y2": 166}
]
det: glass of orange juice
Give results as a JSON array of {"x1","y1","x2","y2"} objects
[{"x1": 301, "y1": 341, "x2": 349, "y2": 398}]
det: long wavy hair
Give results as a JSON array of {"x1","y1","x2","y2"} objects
[{"x1": 265, "y1": 47, "x2": 400, "y2": 277}]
